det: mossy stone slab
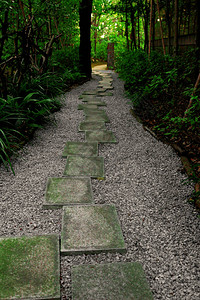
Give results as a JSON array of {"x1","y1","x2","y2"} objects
[
  {"x1": 72, "y1": 262, "x2": 154, "y2": 300},
  {"x1": 84, "y1": 101, "x2": 107, "y2": 106},
  {"x1": 84, "y1": 109, "x2": 108, "y2": 117},
  {"x1": 96, "y1": 92, "x2": 113, "y2": 97},
  {"x1": 82, "y1": 90, "x2": 98, "y2": 95},
  {"x1": 85, "y1": 130, "x2": 117, "y2": 143},
  {"x1": 61, "y1": 205, "x2": 126, "y2": 255},
  {"x1": 79, "y1": 95, "x2": 97, "y2": 100},
  {"x1": 78, "y1": 104, "x2": 98, "y2": 110},
  {"x1": 43, "y1": 177, "x2": 94, "y2": 209},
  {"x1": 63, "y1": 156, "x2": 105, "y2": 178},
  {"x1": 0, "y1": 235, "x2": 60, "y2": 300},
  {"x1": 98, "y1": 85, "x2": 114, "y2": 90},
  {"x1": 82, "y1": 98, "x2": 107, "y2": 106},
  {"x1": 85, "y1": 114, "x2": 110, "y2": 123},
  {"x1": 62, "y1": 141, "x2": 98, "y2": 157},
  {"x1": 79, "y1": 121, "x2": 106, "y2": 132},
  {"x1": 99, "y1": 79, "x2": 113, "y2": 83}
]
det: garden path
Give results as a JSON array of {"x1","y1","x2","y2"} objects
[{"x1": 0, "y1": 69, "x2": 199, "y2": 299}]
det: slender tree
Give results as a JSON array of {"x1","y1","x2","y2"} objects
[
  {"x1": 174, "y1": 0, "x2": 179, "y2": 56},
  {"x1": 79, "y1": 0, "x2": 93, "y2": 78}
]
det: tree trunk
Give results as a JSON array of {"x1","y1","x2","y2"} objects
[
  {"x1": 79, "y1": 0, "x2": 92, "y2": 78},
  {"x1": 125, "y1": 0, "x2": 129, "y2": 50},
  {"x1": 156, "y1": 0, "x2": 166, "y2": 55},
  {"x1": 196, "y1": 0, "x2": 200, "y2": 65},
  {"x1": 130, "y1": 10, "x2": 137, "y2": 50},
  {"x1": 152, "y1": 0, "x2": 155, "y2": 50},
  {"x1": 174, "y1": 0, "x2": 179, "y2": 56},
  {"x1": 166, "y1": 0, "x2": 171, "y2": 54},
  {"x1": 144, "y1": 0, "x2": 149, "y2": 52},
  {"x1": 138, "y1": 12, "x2": 140, "y2": 48},
  {"x1": 148, "y1": 0, "x2": 153, "y2": 56}
]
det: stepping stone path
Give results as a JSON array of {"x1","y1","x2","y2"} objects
[{"x1": 0, "y1": 70, "x2": 154, "y2": 299}]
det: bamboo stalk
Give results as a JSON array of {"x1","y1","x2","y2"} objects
[
  {"x1": 156, "y1": 0, "x2": 166, "y2": 55},
  {"x1": 148, "y1": 0, "x2": 153, "y2": 56}
]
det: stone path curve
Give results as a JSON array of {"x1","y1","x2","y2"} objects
[
  {"x1": 0, "y1": 71, "x2": 153, "y2": 299},
  {"x1": 1, "y1": 70, "x2": 199, "y2": 300}
]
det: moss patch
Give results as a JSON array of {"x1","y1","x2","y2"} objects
[{"x1": 0, "y1": 235, "x2": 60, "y2": 299}]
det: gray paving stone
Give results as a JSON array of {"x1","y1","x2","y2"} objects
[
  {"x1": 43, "y1": 177, "x2": 93, "y2": 209},
  {"x1": 78, "y1": 104, "x2": 98, "y2": 110},
  {"x1": 82, "y1": 91, "x2": 97, "y2": 95},
  {"x1": 63, "y1": 156, "x2": 105, "y2": 178},
  {"x1": 99, "y1": 79, "x2": 113, "y2": 82},
  {"x1": 79, "y1": 94, "x2": 97, "y2": 100},
  {"x1": 61, "y1": 205, "x2": 126, "y2": 255},
  {"x1": 97, "y1": 88, "x2": 107, "y2": 93},
  {"x1": 0, "y1": 235, "x2": 60, "y2": 300},
  {"x1": 98, "y1": 85, "x2": 114, "y2": 90},
  {"x1": 85, "y1": 130, "x2": 117, "y2": 143},
  {"x1": 82, "y1": 98, "x2": 107, "y2": 106},
  {"x1": 71, "y1": 262, "x2": 154, "y2": 300},
  {"x1": 62, "y1": 141, "x2": 98, "y2": 157},
  {"x1": 83, "y1": 109, "x2": 108, "y2": 117},
  {"x1": 79, "y1": 121, "x2": 106, "y2": 131},
  {"x1": 96, "y1": 92, "x2": 113, "y2": 96},
  {"x1": 85, "y1": 114, "x2": 110, "y2": 123}
]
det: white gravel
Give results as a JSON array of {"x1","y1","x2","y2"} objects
[{"x1": 0, "y1": 71, "x2": 200, "y2": 300}]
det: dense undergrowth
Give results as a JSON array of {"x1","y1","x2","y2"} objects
[
  {"x1": 0, "y1": 47, "x2": 84, "y2": 174},
  {"x1": 116, "y1": 49, "x2": 200, "y2": 205}
]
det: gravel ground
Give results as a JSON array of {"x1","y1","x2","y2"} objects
[{"x1": 0, "y1": 71, "x2": 200, "y2": 300}]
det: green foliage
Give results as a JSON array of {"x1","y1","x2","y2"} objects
[
  {"x1": 0, "y1": 90, "x2": 63, "y2": 173},
  {"x1": 116, "y1": 48, "x2": 200, "y2": 137}
]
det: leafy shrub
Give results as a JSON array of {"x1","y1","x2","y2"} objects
[{"x1": 0, "y1": 91, "x2": 63, "y2": 173}]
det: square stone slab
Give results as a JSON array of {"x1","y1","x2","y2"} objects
[
  {"x1": 62, "y1": 141, "x2": 98, "y2": 157},
  {"x1": 61, "y1": 205, "x2": 126, "y2": 255},
  {"x1": 85, "y1": 114, "x2": 110, "y2": 123},
  {"x1": 97, "y1": 88, "x2": 107, "y2": 93},
  {"x1": 84, "y1": 100, "x2": 107, "y2": 106},
  {"x1": 84, "y1": 110, "x2": 108, "y2": 117},
  {"x1": 0, "y1": 235, "x2": 60, "y2": 300},
  {"x1": 85, "y1": 130, "x2": 117, "y2": 143},
  {"x1": 43, "y1": 177, "x2": 94, "y2": 209},
  {"x1": 98, "y1": 85, "x2": 114, "y2": 90},
  {"x1": 96, "y1": 92, "x2": 113, "y2": 97},
  {"x1": 79, "y1": 95, "x2": 97, "y2": 100},
  {"x1": 63, "y1": 156, "x2": 104, "y2": 178},
  {"x1": 99, "y1": 79, "x2": 113, "y2": 83},
  {"x1": 82, "y1": 90, "x2": 98, "y2": 95},
  {"x1": 78, "y1": 104, "x2": 98, "y2": 110},
  {"x1": 71, "y1": 262, "x2": 154, "y2": 300},
  {"x1": 79, "y1": 121, "x2": 106, "y2": 131}
]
